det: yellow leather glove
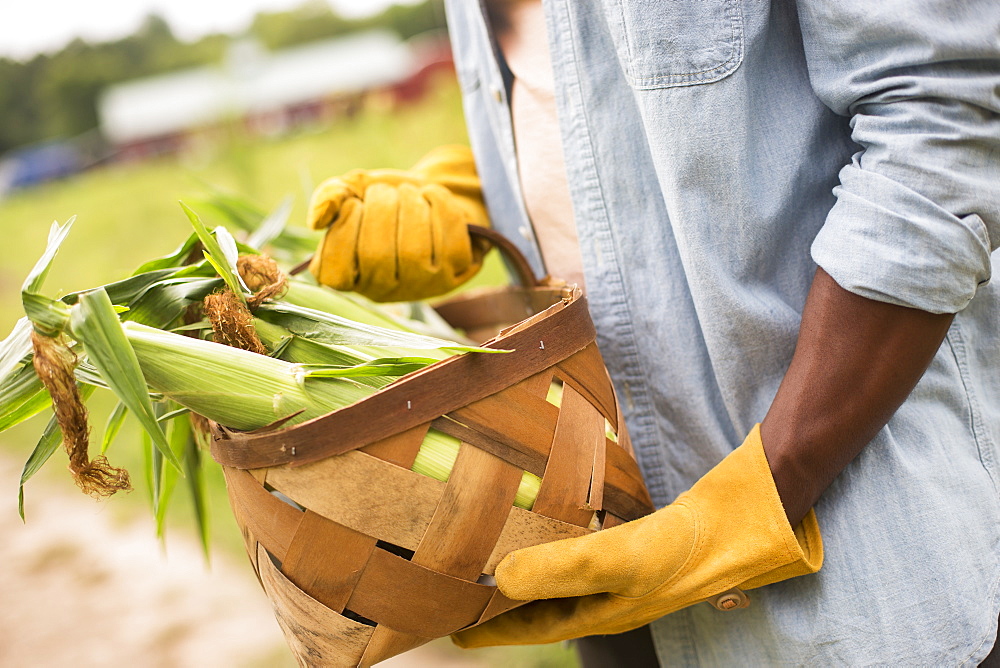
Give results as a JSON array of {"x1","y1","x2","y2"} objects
[
  {"x1": 453, "y1": 425, "x2": 823, "y2": 647},
  {"x1": 308, "y1": 145, "x2": 491, "y2": 302}
]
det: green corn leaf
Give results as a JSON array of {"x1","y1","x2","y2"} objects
[
  {"x1": 254, "y1": 317, "x2": 367, "y2": 366},
  {"x1": 0, "y1": 389, "x2": 50, "y2": 434},
  {"x1": 257, "y1": 302, "x2": 504, "y2": 355},
  {"x1": 169, "y1": 261, "x2": 220, "y2": 279},
  {"x1": 0, "y1": 363, "x2": 42, "y2": 406},
  {"x1": 23, "y1": 293, "x2": 71, "y2": 336},
  {"x1": 156, "y1": 406, "x2": 191, "y2": 422},
  {"x1": 169, "y1": 321, "x2": 212, "y2": 333},
  {"x1": 300, "y1": 357, "x2": 437, "y2": 379},
  {"x1": 180, "y1": 202, "x2": 248, "y2": 302},
  {"x1": 0, "y1": 364, "x2": 47, "y2": 431},
  {"x1": 17, "y1": 383, "x2": 96, "y2": 520},
  {"x1": 151, "y1": 403, "x2": 166, "y2": 521},
  {"x1": 154, "y1": 412, "x2": 194, "y2": 540},
  {"x1": 100, "y1": 402, "x2": 128, "y2": 455},
  {"x1": 191, "y1": 187, "x2": 263, "y2": 231},
  {"x1": 286, "y1": 283, "x2": 468, "y2": 342},
  {"x1": 122, "y1": 277, "x2": 222, "y2": 328},
  {"x1": 202, "y1": 253, "x2": 237, "y2": 292},
  {"x1": 182, "y1": 421, "x2": 211, "y2": 563},
  {"x1": 267, "y1": 334, "x2": 294, "y2": 359},
  {"x1": 74, "y1": 362, "x2": 111, "y2": 390},
  {"x1": 246, "y1": 195, "x2": 293, "y2": 249},
  {"x1": 214, "y1": 225, "x2": 243, "y2": 280},
  {"x1": 69, "y1": 288, "x2": 180, "y2": 472},
  {"x1": 399, "y1": 300, "x2": 476, "y2": 341},
  {"x1": 21, "y1": 219, "x2": 75, "y2": 336},
  {"x1": 154, "y1": 404, "x2": 191, "y2": 538},
  {"x1": 75, "y1": 362, "x2": 165, "y2": 399},
  {"x1": 193, "y1": 187, "x2": 317, "y2": 259},
  {"x1": 0, "y1": 318, "x2": 33, "y2": 386},
  {"x1": 22, "y1": 219, "x2": 74, "y2": 294},
  {"x1": 131, "y1": 234, "x2": 201, "y2": 275},
  {"x1": 63, "y1": 268, "x2": 177, "y2": 307},
  {"x1": 281, "y1": 282, "x2": 409, "y2": 332},
  {"x1": 18, "y1": 415, "x2": 61, "y2": 521},
  {"x1": 141, "y1": 421, "x2": 154, "y2": 508}
]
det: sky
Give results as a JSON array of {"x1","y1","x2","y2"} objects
[{"x1": 0, "y1": 0, "x2": 420, "y2": 60}]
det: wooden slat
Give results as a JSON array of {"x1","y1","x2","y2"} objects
[
  {"x1": 412, "y1": 443, "x2": 523, "y2": 580},
  {"x1": 359, "y1": 423, "x2": 428, "y2": 469},
  {"x1": 604, "y1": 444, "x2": 656, "y2": 521},
  {"x1": 359, "y1": 627, "x2": 431, "y2": 667},
  {"x1": 532, "y1": 385, "x2": 602, "y2": 527},
  {"x1": 211, "y1": 294, "x2": 595, "y2": 470},
  {"x1": 555, "y1": 344, "x2": 619, "y2": 430},
  {"x1": 484, "y1": 506, "x2": 593, "y2": 574},
  {"x1": 258, "y1": 544, "x2": 374, "y2": 668},
  {"x1": 517, "y1": 369, "x2": 555, "y2": 399},
  {"x1": 222, "y1": 471, "x2": 263, "y2": 578},
  {"x1": 475, "y1": 589, "x2": 524, "y2": 626},
  {"x1": 616, "y1": 416, "x2": 633, "y2": 457},
  {"x1": 614, "y1": 387, "x2": 635, "y2": 457},
  {"x1": 588, "y1": 434, "x2": 607, "y2": 513},
  {"x1": 222, "y1": 466, "x2": 302, "y2": 563},
  {"x1": 345, "y1": 548, "x2": 495, "y2": 638},
  {"x1": 446, "y1": 385, "x2": 558, "y2": 475},
  {"x1": 430, "y1": 416, "x2": 545, "y2": 476},
  {"x1": 281, "y1": 510, "x2": 377, "y2": 614},
  {"x1": 494, "y1": 286, "x2": 576, "y2": 338},
  {"x1": 265, "y1": 450, "x2": 444, "y2": 552}
]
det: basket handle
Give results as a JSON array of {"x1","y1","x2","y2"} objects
[
  {"x1": 289, "y1": 225, "x2": 545, "y2": 288},
  {"x1": 467, "y1": 225, "x2": 545, "y2": 289}
]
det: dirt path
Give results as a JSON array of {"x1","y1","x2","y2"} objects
[{"x1": 0, "y1": 453, "x2": 483, "y2": 667}]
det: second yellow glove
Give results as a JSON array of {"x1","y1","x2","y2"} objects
[
  {"x1": 308, "y1": 145, "x2": 491, "y2": 302},
  {"x1": 453, "y1": 424, "x2": 823, "y2": 647}
]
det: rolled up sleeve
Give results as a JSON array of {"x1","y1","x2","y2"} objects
[{"x1": 800, "y1": 0, "x2": 1000, "y2": 313}]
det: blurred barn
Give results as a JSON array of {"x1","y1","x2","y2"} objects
[{"x1": 98, "y1": 30, "x2": 453, "y2": 160}]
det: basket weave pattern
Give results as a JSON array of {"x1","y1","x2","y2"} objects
[{"x1": 211, "y1": 288, "x2": 654, "y2": 666}]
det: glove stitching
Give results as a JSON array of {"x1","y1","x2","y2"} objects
[{"x1": 608, "y1": 498, "x2": 702, "y2": 601}]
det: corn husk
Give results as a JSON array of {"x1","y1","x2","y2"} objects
[{"x1": 3, "y1": 210, "x2": 544, "y2": 534}]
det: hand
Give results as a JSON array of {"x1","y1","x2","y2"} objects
[
  {"x1": 452, "y1": 425, "x2": 823, "y2": 648},
  {"x1": 308, "y1": 145, "x2": 491, "y2": 302}
]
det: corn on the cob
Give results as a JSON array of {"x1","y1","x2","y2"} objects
[
  {"x1": 123, "y1": 322, "x2": 541, "y2": 508},
  {"x1": 4, "y1": 212, "x2": 545, "y2": 530}
]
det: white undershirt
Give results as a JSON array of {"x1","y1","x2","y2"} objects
[{"x1": 495, "y1": 0, "x2": 586, "y2": 289}]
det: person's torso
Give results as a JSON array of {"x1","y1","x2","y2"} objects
[{"x1": 445, "y1": 1, "x2": 1000, "y2": 663}]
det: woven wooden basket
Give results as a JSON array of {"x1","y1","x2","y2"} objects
[{"x1": 210, "y1": 230, "x2": 654, "y2": 667}]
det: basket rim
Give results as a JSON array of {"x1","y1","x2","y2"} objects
[{"x1": 210, "y1": 286, "x2": 596, "y2": 470}]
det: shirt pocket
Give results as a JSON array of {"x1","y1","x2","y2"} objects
[{"x1": 604, "y1": 0, "x2": 745, "y2": 89}]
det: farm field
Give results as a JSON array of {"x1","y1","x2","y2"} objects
[{"x1": 0, "y1": 77, "x2": 579, "y2": 668}]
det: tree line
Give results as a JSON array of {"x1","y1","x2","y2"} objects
[{"x1": 0, "y1": 0, "x2": 446, "y2": 156}]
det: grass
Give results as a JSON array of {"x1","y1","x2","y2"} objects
[
  {"x1": 0, "y1": 76, "x2": 474, "y2": 331},
  {"x1": 0, "y1": 75, "x2": 579, "y2": 668}
]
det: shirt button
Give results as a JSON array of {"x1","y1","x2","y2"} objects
[
  {"x1": 519, "y1": 225, "x2": 533, "y2": 241},
  {"x1": 491, "y1": 86, "x2": 503, "y2": 102}
]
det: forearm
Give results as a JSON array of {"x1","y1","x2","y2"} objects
[{"x1": 760, "y1": 267, "x2": 954, "y2": 527}]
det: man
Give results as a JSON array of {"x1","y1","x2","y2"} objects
[{"x1": 307, "y1": 0, "x2": 1000, "y2": 664}]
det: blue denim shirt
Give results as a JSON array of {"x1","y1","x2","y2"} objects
[{"x1": 446, "y1": 0, "x2": 1000, "y2": 664}]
